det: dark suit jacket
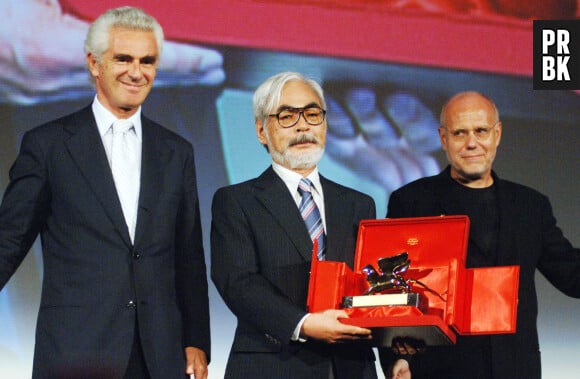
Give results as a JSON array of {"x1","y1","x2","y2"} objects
[
  {"x1": 380, "y1": 166, "x2": 580, "y2": 379},
  {"x1": 0, "y1": 106, "x2": 210, "y2": 378},
  {"x1": 211, "y1": 167, "x2": 377, "y2": 379}
]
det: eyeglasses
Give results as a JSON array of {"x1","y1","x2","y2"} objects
[
  {"x1": 269, "y1": 106, "x2": 326, "y2": 128},
  {"x1": 443, "y1": 123, "x2": 498, "y2": 142}
]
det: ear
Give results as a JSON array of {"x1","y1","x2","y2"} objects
[
  {"x1": 87, "y1": 53, "x2": 99, "y2": 79},
  {"x1": 438, "y1": 126, "x2": 447, "y2": 152},
  {"x1": 494, "y1": 121, "x2": 502, "y2": 147},
  {"x1": 255, "y1": 119, "x2": 268, "y2": 145}
]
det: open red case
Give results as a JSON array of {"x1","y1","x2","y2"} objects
[{"x1": 306, "y1": 216, "x2": 519, "y2": 346}]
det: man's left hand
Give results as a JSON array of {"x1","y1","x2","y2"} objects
[{"x1": 185, "y1": 346, "x2": 208, "y2": 379}]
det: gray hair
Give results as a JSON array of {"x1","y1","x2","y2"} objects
[
  {"x1": 253, "y1": 72, "x2": 326, "y2": 127},
  {"x1": 84, "y1": 6, "x2": 164, "y2": 64}
]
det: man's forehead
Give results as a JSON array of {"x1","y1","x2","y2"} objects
[
  {"x1": 275, "y1": 101, "x2": 320, "y2": 111},
  {"x1": 108, "y1": 28, "x2": 158, "y2": 52},
  {"x1": 449, "y1": 109, "x2": 493, "y2": 127},
  {"x1": 278, "y1": 83, "x2": 321, "y2": 108}
]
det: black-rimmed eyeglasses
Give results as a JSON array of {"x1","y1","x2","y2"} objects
[{"x1": 268, "y1": 107, "x2": 327, "y2": 128}]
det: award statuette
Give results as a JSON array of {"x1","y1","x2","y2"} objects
[{"x1": 342, "y1": 252, "x2": 426, "y2": 310}]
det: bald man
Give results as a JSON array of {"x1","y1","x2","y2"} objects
[{"x1": 380, "y1": 91, "x2": 580, "y2": 379}]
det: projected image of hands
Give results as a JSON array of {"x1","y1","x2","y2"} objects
[
  {"x1": 324, "y1": 86, "x2": 440, "y2": 193},
  {"x1": 0, "y1": 0, "x2": 224, "y2": 104}
]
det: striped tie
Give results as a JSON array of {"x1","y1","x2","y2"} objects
[{"x1": 297, "y1": 178, "x2": 326, "y2": 260}]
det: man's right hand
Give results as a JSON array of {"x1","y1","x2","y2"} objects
[
  {"x1": 300, "y1": 309, "x2": 372, "y2": 343},
  {"x1": 388, "y1": 358, "x2": 411, "y2": 379}
]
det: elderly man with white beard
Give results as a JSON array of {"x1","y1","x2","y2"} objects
[{"x1": 210, "y1": 71, "x2": 379, "y2": 379}]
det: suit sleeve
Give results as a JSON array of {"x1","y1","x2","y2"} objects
[
  {"x1": 535, "y1": 194, "x2": 580, "y2": 297},
  {"x1": 210, "y1": 187, "x2": 308, "y2": 344},
  {"x1": 365, "y1": 195, "x2": 377, "y2": 220},
  {"x1": 0, "y1": 130, "x2": 50, "y2": 289},
  {"x1": 174, "y1": 146, "x2": 211, "y2": 360}
]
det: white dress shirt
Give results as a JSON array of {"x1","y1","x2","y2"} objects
[{"x1": 92, "y1": 96, "x2": 143, "y2": 166}]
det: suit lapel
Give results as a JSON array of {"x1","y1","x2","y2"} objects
[
  {"x1": 64, "y1": 107, "x2": 132, "y2": 247},
  {"x1": 133, "y1": 117, "x2": 171, "y2": 245},
  {"x1": 321, "y1": 177, "x2": 352, "y2": 263},
  {"x1": 254, "y1": 167, "x2": 314, "y2": 261},
  {"x1": 431, "y1": 170, "x2": 465, "y2": 216}
]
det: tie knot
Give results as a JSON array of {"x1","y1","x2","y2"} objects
[
  {"x1": 113, "y1": 119, "x2": 134, "y2": 135},
  {"x1": 298, "y1": 178, "x2": 313, "y2": 196}
]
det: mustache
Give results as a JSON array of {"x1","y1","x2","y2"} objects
[{"x1": 287, "y1": 134, "x2": 320, "y2": 147}]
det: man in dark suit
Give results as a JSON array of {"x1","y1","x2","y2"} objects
[
  {"x1": 211, "y1": 72, "x2": 378, "y2": 379},
  {"x1": 381, "y1": 91, "x2": 580, "y2": 379},
  {"x1": 0, "y1": 7, "x2": 210, "y2": 379}
]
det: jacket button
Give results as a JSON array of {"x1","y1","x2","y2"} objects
[
  {"x1": 127, "y1": 300, "x2": 136, "y2": 309},
  {"x1": 133, "y1": 251, "x2": 141, "y2": 259}
]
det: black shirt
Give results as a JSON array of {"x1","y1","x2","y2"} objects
[{"x1": 448, "y1": 178, "x2": 500, "y2": 268}]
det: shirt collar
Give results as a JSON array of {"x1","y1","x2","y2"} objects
[
  {"x1": 271, "y1": 162, "x2": 322, "y2": 196},
  {"x1": 92, "y1": 95, "x2": 142, "y2": 141}
]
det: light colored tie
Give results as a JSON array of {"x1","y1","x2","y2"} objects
[
  {"x1": 297, "y1": 178, "x2": 326, "y2": 260},
  {"x1": 111, "y1": 119, "x2": 140, "y2": 243}
]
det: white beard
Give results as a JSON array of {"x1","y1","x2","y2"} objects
[
  {"x1": 270, "y1": 145, "x2": 324, "y2": 170},
  {"x1": 265, "y1": 130, "x2": 325, "y2": 170}
]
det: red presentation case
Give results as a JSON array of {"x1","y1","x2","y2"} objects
[{"x1": 306, "y1": 216, "x2": 520, "y2": 346}]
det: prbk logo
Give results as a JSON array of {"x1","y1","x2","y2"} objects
[{"x1": 533, "y1": 20, "x2": 580, "y2": 90}]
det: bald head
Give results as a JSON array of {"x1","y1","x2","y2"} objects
[{"x1": 440, "y1": 91, "x2": 499, "y2": 128}]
